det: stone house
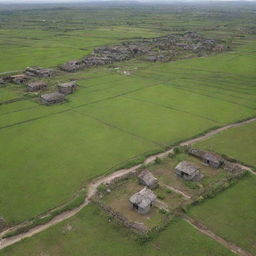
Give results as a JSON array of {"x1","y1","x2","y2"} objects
[
  {"x1": 188, "y1": 148, "x2": 224, "y2": 169},
  {"x1": 202, "y1": 152, "x2": 224, "y2": 168},
  {"x1": 129, "y1": 187, "x2": 156, "y2": 214},
  {"x1": 138, "y1": 170, "x2": 158, "y2": 189},
  {"x1": 27, "y1": 81, "x2": 47, "y2": 92},
  {"x1": 40, "y1": 92, "x2": 65, "y2": 105},
  {"x1": 25, "y1": 66, "x2": 55, "y2": 78},
  {"x1": 58, "y1": 81, "x2": 77, "y2": 95},
  {"x1": 175, "y1": 161, "x2": 200, "y2": 181},
  {"x1": 9, "y1": 74, "x2": 28, "y2": 84},
  {"x1": 61, "y1": 60, "x2": 83, "y2": 72}
]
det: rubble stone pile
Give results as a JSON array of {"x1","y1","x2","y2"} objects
[{"x1": 60, "y1": 31, "x2": 225, "y2": 72}]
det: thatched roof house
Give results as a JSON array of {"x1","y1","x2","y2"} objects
[
  {"x1": 138, "y1": 170, "x2": 158, "y2": 189},
  {"x1": 202, "y1": 152, "x2": 224, "y2": 168},
  {"x1": 175, "y1": 161, "x2": 200, "y2": 181},
  {"x1": 40, "y1": 92, "x2": 65, "y2": 105},
  {"x1": 129, "y1": 187, "x2": 156, "y2": 214},
  {"x1": 27, "y1": 81, "x2": 47, "y2": 92},
  {"x1": 58, "y1": 81, "x2": 77, "y2": 95}
]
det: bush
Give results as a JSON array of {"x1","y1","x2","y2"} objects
[
  {"x1": 97, "y1": 184, "x2": 107, "y2": 193},
  {"x1": 184, "y1": 181, "x2": 200, "y2": 190},
  {"x1": 157, "y1": 191, "x2": 166, "y2": 200},
  {"x1": 154, "y1": 157, "x2": 162, "y2": 164},
  {"x1": 159, "y1": 208, "x2": 168, "y2": 215}
]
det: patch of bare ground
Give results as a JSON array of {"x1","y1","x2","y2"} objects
[{"x1": 0, "y1": 117, "x2": 255, "y2": 250}]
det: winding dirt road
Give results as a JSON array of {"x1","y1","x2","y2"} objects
[{"x1": 0, "y1": 117, "x2": 255, "y2": 250}]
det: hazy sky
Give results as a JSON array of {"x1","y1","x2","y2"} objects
[{"x1": 0, "y1": 0, "x2": 255, "y2": 3}]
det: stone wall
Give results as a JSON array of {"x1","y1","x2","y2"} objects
[{"x1": 93, "y1": 200, "x2": 148, "y2": 234}]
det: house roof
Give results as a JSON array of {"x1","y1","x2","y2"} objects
[
  {"x1": 41, "y1": 92, "x2": 64, "y2": 101},
  {"x1": 175, "y1": 161, "x2": 199, "y2": 175},
  {"x1": 28, "y1": 81, "x2": 46, "y2": 88},
  {"x1": 138, "y1": 170, "x2": 158, "y2": 187},
  {"x1": 129, "y1": 188, "x2": 156, "y2": 209},
  {"x1": 203, "y1": 152, "x2": 223, "y2": 163},
  {"x1": 11, "y1": 74, "x2": 28, "y2": 79},
  {"x1": 58, "y1": 81, "x2": 76, "y2": 88}
]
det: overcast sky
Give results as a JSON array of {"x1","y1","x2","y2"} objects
[{"x1": 0, "y1": 0, "x2": 255, "y2": 3}]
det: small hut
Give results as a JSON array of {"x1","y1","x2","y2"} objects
[
  {"x1": 40, "y1": 92, "x2": 65, "y2": 105},
  {"x1": 129, "y1": 187, "x2": 156, "y2": 214},
  {"x1": 202, "y1": 152, "x2": 224, "y2": 168},
  {"x1": 10, "y1": 74, "x2": 28, "y2": 84},
  {"x1": 175, "y1": 161, "x2": 200, "y2": 181},
  {"x1": 58, "y1": 81, "x2": 77, "y2": 95},
  {"x1": 27, "y1": 81, "x2": 47, "y2": 92},
  {"x1": 138, "y1": 170, "x2": 158, "y2": 189},
  {"x1": 61, "y1": 60, "x2": 83, "y2": 72},
  {"x1": 25, "y1": 66, "x2": 55, "y2": 78}
]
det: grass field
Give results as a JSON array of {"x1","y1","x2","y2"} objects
[
  {"x1": 0, "y1": 27, "x2": 160, "y2": 73},
  {"x1": 195, "y1": 121, "x2": 256, "y2": 168},
  {"x1": 0, "y1": 2, "x2": 255, "y2": 256},
  {"x1": 0, "y1": 36, "x2": 255, "y2": 224},
  {"x1": 189, "y1": 173, "x2": 256, "y2": 255},
  {"x1": 0, "y1": 204, "x2": 235, "y2": 256}
]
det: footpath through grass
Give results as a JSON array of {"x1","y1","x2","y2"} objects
[
  {"x1": 0, "y1": 205, "x2": 235, "y2": 256},
  {"x1": 195, "y1": 121, "x2": 256, "y2": 168},
  {"x1": 189, "y1": 174, "x2": 256, "y2": 255}
]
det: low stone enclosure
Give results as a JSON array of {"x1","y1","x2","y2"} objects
[{"x1": 92, "y1": 147, "x2": 247, "y2": 235}]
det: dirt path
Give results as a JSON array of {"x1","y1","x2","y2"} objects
[
  {"x1": 183, "y1": 215, "x2": 254, "y2": 256},
  {"x1": 160, "y1": 183, "x2": 191, "y2": 199},
  {"x1": 0, "y1": 117, "x2": 255, "y2": 250},
  {"x1": 180, "y1": 117, "x2": 256, "y2": 146}
]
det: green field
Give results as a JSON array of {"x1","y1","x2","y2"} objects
[
  {"x1": 0, "y1": 204, "x2": 235, "y2": 256},
  {"x1": 195, "y1": 121, "x2": 256, "y2": 168},
  {"x1": 0, "y1": 35, "x2": 256, "y2": 224},
  {"x1": 0, "y1": 2, "x2": 256, "y2": 255},
  {"x1": 189, "y1": 174, "x2": 256, "y2": 255}
]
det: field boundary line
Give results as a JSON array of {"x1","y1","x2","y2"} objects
[
  {"x1": 183, "y1": 215, "x2": 254, "y2": 256},
  {"x1": 72, "y1": 109, "x2": 166, "y2": 147},
  {"x1": 0, "y1": 116, "x2": 255, "y2": 250}
]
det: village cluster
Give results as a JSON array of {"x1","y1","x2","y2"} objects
[
  {"x1": 93, "y1": 147, "x2": 245, "y2": 233},
  {"x1": 0, "y1": 31, "x2": 226, "y2": 106},
  {"x1": 130, "y1": 150, "x2": 224, "y2": 215}
]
